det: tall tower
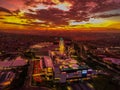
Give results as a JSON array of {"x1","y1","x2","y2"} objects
[{"x1": 59, "y1": 38, "x2": 65, "y2": 55}]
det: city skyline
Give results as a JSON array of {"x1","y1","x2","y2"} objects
[{"x1": 0, "y1": 0, "x2": 120, "y2": 31}]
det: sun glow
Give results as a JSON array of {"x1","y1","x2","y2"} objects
[
  {"x1": 89, "y1": 18, "x2": 105, "y2": 24},
  {"x1": 0, "y1": 0, "x2": 120, "y2": 31},
  {"x1": 69, "y1": 18, "x2": 115, "y2": 28},
  {"x1": 1, "y1": 16, "x2": 28, "y2": 25}
]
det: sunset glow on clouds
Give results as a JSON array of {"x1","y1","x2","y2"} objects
[{"x1": 0, "y1": 0, "x2": 120, "y2": 31}]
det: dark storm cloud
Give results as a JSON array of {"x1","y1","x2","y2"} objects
[
  {"x1": 25, "y1": 8, "x2": 68, "y2": 25},
  {"x1": 0, "y1": 7, "x2": 12, "y2": 14},
  {"x1": 24, "y1": 0, "x2": 55, "y2": 6},
  {"x1": 94, "y1": 13, "x2": 120, "y2": 18},
  {"x1": 13, "y1": 9, "x2": 20, "y2": 14},
  {"x1": 0, "y1": 17, "x2": 4, "y2": 19},
  {"x1": 20, "y1": 0, "x2": 120, "y2": 26},
  {"x1": 28, "y1": 9, "x2": 35, "y2": 12},
  {"x1": 30, "y1": 22, "x2": 49, "y2": 26},
  {"x1": 90, "y1": 1, "x2": 120, "y2": 13},
  {"x1": 70, "y1": 0, "x2": 120, "y2": 13},
  {"x1": 2, "y1": 21, "x2": 32, "y2": 26}
]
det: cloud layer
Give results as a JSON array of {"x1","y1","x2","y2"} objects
[{"x1": 0, "y1": 0, "x2": 120, "y2": 29}]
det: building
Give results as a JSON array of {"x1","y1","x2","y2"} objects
[
  {"x1": 59, "y1": 38, "x2": 65, "y2": 55},
  {"x1": 103, "y1": 57, "x2": 120, "y2": 67},
  {"x1": 52, "y1": 57, "x2": 93, "y2": 83},
  {"x1": 33, "y1": 39, "x2": 96, "y2": 83},
  {"x1": 43, "y1": 56, "x2": 53, "y2": 68},
  {"x1": 43, "y1": 56, "x2": 54, "y2": 80},
  {"x1": 0, "y1": 56, "x2": 27, "y2": 70},
  {"x1": 0, "y1": 71, "x2": 15, "y2": 89}
]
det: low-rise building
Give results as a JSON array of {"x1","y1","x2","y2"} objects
[
  {"x1": 0, "y1": 71, "x2": 15, "y2": 89},
  {"x1": 103, "y1": 57, "x2": 120, "y2": 66},
  {"x1": 0, "y1": 56, "x2": 27, "y2": 70}
]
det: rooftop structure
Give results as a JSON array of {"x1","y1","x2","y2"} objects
[
  {"x1": 30, "y1": 42, "x2": 53, "y2": 49},
  {"x1": 103, "y1": 57, "x2": 120, "y2": 66},
  {"x1": 43, "y1": 56, "x2": 53, "y2": 68},
  {"x1": 47, "y1": 41, "x2": 94, "y2": 83},
  {"x1": 0, "y1": 56, "x2": 27, "y2": 69},
  {"x1": 52, "y1": 56, "x2": 92, "y2": 83},
  {"x1": 0, "y1": 71, "x2": 15, "y2": 88},
  {"x1": 59, "y1": 38, "x2": 65, "y2": 55}
]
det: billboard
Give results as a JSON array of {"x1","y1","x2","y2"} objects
[
  {"x1": 82, "y1": 70, "x2": 87, "y2": 77},
  {"x1": 82, "y1": 70, "x2": 87, "y2": 74}
]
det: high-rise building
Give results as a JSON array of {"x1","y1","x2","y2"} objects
[{"x1": 59, "y1": 38, "x2": 65, "y2": 55}]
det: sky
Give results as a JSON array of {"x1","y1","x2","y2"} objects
[{"x1": 0, "y1": 0, "x2": 120, "y2": 31}]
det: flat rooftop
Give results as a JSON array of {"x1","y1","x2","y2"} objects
[{"x1": 0, "y1": 56, "x2": 27, "y2": 68}]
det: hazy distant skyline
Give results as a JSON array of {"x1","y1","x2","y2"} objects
[{"x1": 0, "y1": 0, "x2": 120, "y2": 31}]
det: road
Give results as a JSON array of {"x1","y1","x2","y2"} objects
[
  {"x1": 69, "y1": 82, "x2": 95, "y2": 90},
  {"x1": 92, "y1": 59, "x2": 120, "y2": 75}
]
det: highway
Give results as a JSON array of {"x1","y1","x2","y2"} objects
[
  {"x1": 92, "y1": 59, "x2": 120, "y2": 75},
  {"x1": 69, "y1": 82, "x2": 95, "y2": 90}
]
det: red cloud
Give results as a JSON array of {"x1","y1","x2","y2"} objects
[
  {"x1": 94, "y1": 13, "x2": 120, "y2": 18},
  {"x1": 0, "y1": 0, "x2": 120, "y2": 26},
  {"x1": 0, "y1": 7, "x2": 12, "y2": 14}
]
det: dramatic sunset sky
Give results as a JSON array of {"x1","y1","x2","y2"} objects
[{"x1": 0, "y1": 0, "x2": 120, "y2": 31}]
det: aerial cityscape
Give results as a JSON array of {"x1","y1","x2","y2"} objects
[{"x1": 0, "y1": 0, "x2": 120, "y2": 90}]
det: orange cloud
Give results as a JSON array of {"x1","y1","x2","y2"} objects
[{"x1": 0, "y1": 0, "x2": 120, "y2": 31}]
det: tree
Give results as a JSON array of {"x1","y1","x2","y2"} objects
[{"x1": 23, "y1": 50, "x2": 35, "y2": 59}]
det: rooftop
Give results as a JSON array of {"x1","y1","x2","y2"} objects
[{"x1": 0, "y1": 56, "x2": 27, "y2": 68}]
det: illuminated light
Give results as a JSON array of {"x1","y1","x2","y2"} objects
[
  {"x1": 67, "y1": 86, "x2": 72, "y2": 90},
  {"x1": 86, "y1": 83, "x2": 94, "y2": 89},
  {"x1": 59, "y1": 38, "x2": 65, "y2": 54},
  {"x1": 1, "y1": 81, "x2": 11, "y2": 86},
  {"x1": 32, "y1": 74, "x2": 41, "y2": 76},
  {"x1": 82, "y1": 70, "x2": 87, "y2": 74}
]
